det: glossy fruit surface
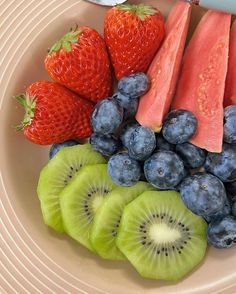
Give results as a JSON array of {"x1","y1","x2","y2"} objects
[
  {"x1": 205, "y1": 144, "x2": 236, "y2": 183},
  {"x1": 180, "y1": 173, "x2": 227, "y2": 218},
  {"x1": 104, "y1": 4, "x2": 165, "y2": 80},
  {"x1": 224, "y1": 21, "x2": 236, "y2": 107},
  {"x1": 116, "y1": 191, "x2": 207, "y2": 281},
  {"x1": 207, "y1": 216, "x2": 236, "y2": 248},
  {"x1": 45, "y1": 27, "x2": 112, "y2": 102},
  {"x1": 162, "y1": 110, "x2": 197, "y2": 144},
  {"x1": 108, "y1": 153, "x2": 141, "y2": 186},
  {"x1": 136, "y1": 1, "x2": 191, "y2": 130},
  {"x1": 172, "y1": 11, "x2": 231, "y2": 152},
  {"x1": 204, "y1": 198, "x2": 231, "y2": 223},
  {"x1": 120, "y1": 122, "x2": 140, "y2": 149},
  {"x1": 91, "y1": 99, "x2": 123, "y2": 135},
  {"x1": 90, "y1": 133, "x2": 119, "y2": 157},
  {"x1": 112, "y1": 92, "x2": 139, "y2": 121},
  {"x1": 175, "y1": 143, "x2": 206, "y2": 169},
  {"x1": 16, "y1": 81, "x2": 93, "y2": 145},
  {"x1": 128, "y1": 126, "x2": 156, "y2": 161},
  {"x1": 224, "y1": 106, "x2": 236, "y2": 144},
  {"x1": 118, "y1": 73, "x2": 150, "y2": 98},
  {"x1": 144, "y1": 151, "x2": 185, "y2": 189}
]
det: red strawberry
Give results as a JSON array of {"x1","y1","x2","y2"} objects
[
  {"x1": 16, "y1": 81, "x2": 93, "y2": 145},
  {"x1": 104, "y1": 4, "x2": 165, "y2": 80},
  {"x1": 45, "y1": 27, "x2": 113, "y2": 102}
]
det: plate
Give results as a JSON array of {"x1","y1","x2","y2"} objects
[{"x1": 0, "y1": 0, "x2": 235, "y2": 293}]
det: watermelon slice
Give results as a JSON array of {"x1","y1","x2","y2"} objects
[
  {"x1": 172, "y1": 11, "x2": 231, "y2": 153},
  {"x1": 136, "y1": 1, "x2": 192, "y2": 131},
  {"x1": 224, "y1": 20, "x2": 236, "y2": 107}
]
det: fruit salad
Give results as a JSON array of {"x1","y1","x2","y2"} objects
[{"x1": 15, "y1": 0, "x2": 236, "y2": 282}]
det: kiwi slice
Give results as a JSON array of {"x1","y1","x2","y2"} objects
[
  {"x1": 90, "y1": 182, "x2": 153, "y2": 260},
  {"x1": 116, "y1": 191, "x2": 207, "y2": 281},
  {"x1": 60, "y1": 164, "x2": 117, "y2": 251},
  {"x1": 37, "y1": 144, "x2": 106, "y2": 233}
]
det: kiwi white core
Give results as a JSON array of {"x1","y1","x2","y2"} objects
[
  {"x1": 149, "y1": 223, "x2": 181, "y2": 244},
  {"x1": 92, "y1": 194, "x2": 104, "y2": 212}
]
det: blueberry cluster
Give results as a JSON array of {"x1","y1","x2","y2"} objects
[
  {"x1": 90, "y1": 80, "x2": 236, "y2": 249},
  {"x1": 90, "y1": 74, "x2": 200, "y2": 189},
  {"x1": 180, "y1": 105, "x2": 236, "y2": 249},
  {"x1": 90, "y1": 72, "x2": 149, "y2": 158},
  {"x1": 108, "y1": 109, "x2": 199, "y2": 189}
]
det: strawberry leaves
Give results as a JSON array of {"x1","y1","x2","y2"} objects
[
  {"x1": 48, "y1": 30, "x2": 81, "y2": 54},
  {"x1": 118, "y1": 4, "x2": 157, "y2": 21},
  {"x1": 15, "y1": 93, "x2": 37, "y2": 130}
]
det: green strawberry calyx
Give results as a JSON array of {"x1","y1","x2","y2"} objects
[
  {"x1": 118, "y1": 4, "x2": 157, "y2": 21},
  {"x1": 15, "y1": 93, "x2": 36, "y2": 130},
  {"x1": 48, "y1": 29, "x2": 81, "y2": 54}
]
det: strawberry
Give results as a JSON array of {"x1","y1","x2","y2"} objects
[
  {"x1": 104, "y1": 4, "x2": 165, "y2": 80},
  {"x1": 45, "y1": 27, "x2": 113, "y2": 102},
  {"x1": 16, "y1": 81, "x2": 93, "y2": 145}
]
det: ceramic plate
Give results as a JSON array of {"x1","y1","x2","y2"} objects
[{"x1": 0, "y1": 0, "x2": 236, "y2": 293}]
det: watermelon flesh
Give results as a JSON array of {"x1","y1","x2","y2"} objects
[
  {"x1": 136, "y1": 1, "x2": 192, "y2": 131},
  {"x1": 172, "y1": 11, "x2": 231, "y2": 153},
  {"x1": 224, "y1": 20, "x2": 236, "y2": 107}
]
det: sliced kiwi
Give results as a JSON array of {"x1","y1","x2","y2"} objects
[
  {"x1": 60, "y1": 164, "x2": 117, "y2": 251},
  {"x1": 90, "y1": 182, "x2": 153, "y2": 260},
  {"x1": 37, "y1": 144, "x2": 106, "y2": 233},
  {"x1": 116, "y1": 191, "x2": 207, "y2": 281}
]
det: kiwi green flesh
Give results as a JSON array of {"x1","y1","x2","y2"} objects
[
  {"x1": 60, "y1": 164, "x2": 117, "y2": 251},
  {"x1": 90, "y1": 182, "x2": 153, "y2": 260},
  {"x1": 116, "y1": 191, "x2": 207, "y2": 281},
  {"x1": 37, "y1": 144, "x2": 106, "y2": 233}
]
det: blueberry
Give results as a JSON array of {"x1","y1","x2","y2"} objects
[
  {"x1": 207, "y1": 216, "x2": 236, "y2": 248},
  {"x1": 123, "y1": 99, "x2": 139, "y2": 121},
  {"x1": 120, "y1": 122, "x2": 139, "y2": 149},
  {"x1": 112, "y1": 92, "x2": 134, "y2": 109},
  {"x1": 204, "y1": 198, "x2": 231, "y2": 223},
  {"x1": 224, "y1": 105, "x2": 236, "y2": 144},
  {"x1": 108, "y1": 153, "x2": 141, "y2": 186},
  {"x1": 90, "y1": 133, "x2": 119, "y2": 157},
  {"x1": 128, "y1": 126, "x2": 156, "y2": 161},
  {"x1": 225, "y1": 180, "x2": 236, "y2": 202},
  {"x1": 49, "y1": 140, "x2": 78, "y2": 159},
  {"x1": 232, "y1": 202, "x2": 236, "y2": 217},
  {"x1": 205, "y1": 144, "x2": 236, "y2": 182},
  {"x1": 144, "y1": 151, "x2": 185, "y2": 190},
  {"x1": 91, "y1": 99, "x2": 123, "y2": 135},
  {"x1": 113, "y1": 92, "x2": 139, "y2": 120},
  {"x1": 175, "y1": 143, "x2": 206, "y2": 169},
  {"x1": 162, "y1": 110, "x2": 197, "y2": 144},
  {"x1": 180, "y1": 173, "x2": 227, "y2": 218},
  {"x1": 118, "y1": 73, "x2": 150, "y2": 98},
  {"x1": 155, "y1": 134, "x2": 175, "y2": 152}
]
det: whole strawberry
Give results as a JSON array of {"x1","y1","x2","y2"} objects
[
  {"x1": 16, "y1": 81, "x2": 93, "y2": 145},
  {"x1": 45, "y1": 27, "x2": 113, "y2": 102},
  {"x1": 104, "y1": 4, "x2": 165, "y2": 80}
]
